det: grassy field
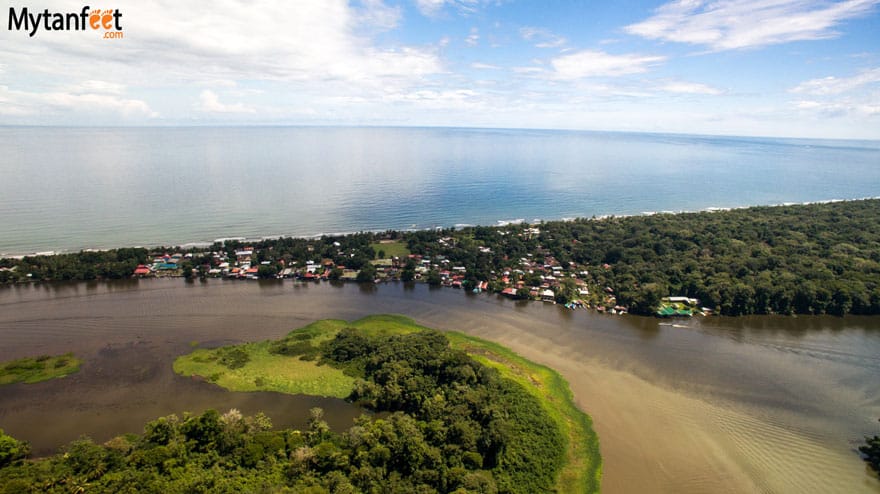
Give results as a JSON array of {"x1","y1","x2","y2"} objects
[
  {"x1": 173, "y1": 321, "x2": 356, "y2": 398},
  {"x1": 0, "y1": 352, "x2": 82, "y2": 385},
  {"x1": 369, "y1": 241, "x2": 410, "y2": 259},
  {"x1": 173, "y1": 314, "x2": 600, "y2": 493}
]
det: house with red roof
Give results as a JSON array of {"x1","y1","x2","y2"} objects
[{"x1": 501, "y1": 287, "x2": 518, "y2": 297}]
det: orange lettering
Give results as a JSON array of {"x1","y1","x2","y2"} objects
[
  {"x1": 101, "y1": 10, "x2": 113, "y2": 30},
  {"x1": 89, "y1": 9, "x2": 101, "y2": 29}
]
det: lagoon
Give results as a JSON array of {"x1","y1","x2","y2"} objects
[{"x1": 0, "y1": 279, "x2": 878, "y2": 493}]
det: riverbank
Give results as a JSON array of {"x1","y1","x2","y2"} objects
[
  {"x1": 0, "y1": 280, "x2": 877, "y2": 493},
  {"x1": 3, "y1": 199, "x2": 879, "y2": 317},
  {"x1": 450, "y1": 305, "x2": 880, "y2": 494},
  {"x1": 174, "y1": 315, "x2": 601, "y2": 493}
]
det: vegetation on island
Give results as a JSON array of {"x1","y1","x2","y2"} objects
[
  {"x1": 0, "y1": 429, "x2": 30, "y2": 469},
  {"x1": 0, "y1": 353, "x2": 81, "y2": 386},
  {"x1": 173, "y1": 321, "x2": 356, "y2": 398},
  {"x1": 3, "y1": 199, "x2": 879, "y2": 316},
  {"x1": 862, "y1": 419, "x2": 880, "y2": 475},
  {"x1": 0, "y1": 316, "x2": 599, "y2": 493}
]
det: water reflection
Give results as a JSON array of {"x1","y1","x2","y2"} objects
[{"x1": 0, "y1": 279, "x2": 878, "y2": 492}]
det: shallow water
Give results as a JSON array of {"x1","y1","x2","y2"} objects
[{"x1": 0, "y1": 279, "x2": 878, "y2": 493}]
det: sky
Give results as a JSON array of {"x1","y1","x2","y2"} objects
[{"x1": 1, "y1": 0, "x2": 878, "y2": 139}]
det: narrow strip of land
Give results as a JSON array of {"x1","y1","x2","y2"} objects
[{"x1": 3, "y1": 199, "x2": 878, "y2": 317}]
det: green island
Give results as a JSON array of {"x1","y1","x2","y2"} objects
[
  {"x1": 863, "y1": 419, "x2": 880, "y2": 475},
  {"x1": 0, "y1": 353, "x2": 81, "y2": 386},
  {"x1": 0, "y1": 315, "x2": 600, "y2": 493},
  {"x1": 3, "y1": 199, "x2": 879, "y2": 316}
]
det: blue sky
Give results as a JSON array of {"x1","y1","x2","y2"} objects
[{"x1": 1, "y1": 0, "x2": 878, "y2": 138}]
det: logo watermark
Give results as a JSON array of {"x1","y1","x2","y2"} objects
[{"x1": 8, "y1": 6, "x2": 123, "y2": 39}]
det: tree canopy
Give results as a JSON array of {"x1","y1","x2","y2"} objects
[
  {"x1": 5, "y1": 199, "x2": 878, "y2": 317},
  {"x1": 0, "y1": 330, "x2": 568, "y2": 493},
  {"x1": 403, "y1": 200, "x2": 880, "y2": 316}
]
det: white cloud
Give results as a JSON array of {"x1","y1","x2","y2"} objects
[
  {"x1": 197, "y1": 90, "x2": 255, "y2": 114},
  {"x1": 46, "y1": 92, "x2": 156, "y2": 117},
  {"x1": 793, "y1": 96, "x2": 880, "y2": 116},
  {"x1": 550, "y1": 50, "x2": 666, "y2": 79},
  {"x1": 196, "y1": 79, "x2": 240, "y2": 88},
  {"x1": 790, "y1": 67, "x2": 880, "y2": 94},
  {"x1": 64, "y1": 80, "x2": 127, "y2": 95},
  {"x1": 0, "y1": 1, "x2": 442, "y2": 89},
  {"x1": 471, "y1": 62, "x2": 501, "y2": 70},
  {"x1": 466, "y1": 27, "x2": 480, "y2": 46},
  {"x1": 380, "y1": 88, "x2": 486, "y2": 112},
  {"x1": 415, "y1": 0, "x2": 481, "y2": 17},
  {"x1": 658, "y1": 81, "x2": 723, "y2": 95},
  {"x1": 789, "y1": 68, "x2": 880, "y2": 119},
  {"x1": 356, "y1": 0, "x2": 401, "y2": 31},
  {"x1": 0, "y1": 0, "x2": 876, "y2": 137},
  {"x1": 512, "y1": 66, "x2": 546, "y2": 74},
  {"x1": 133, "y1": 1, "x2": 440, "y2": 84},
  {"x1": 625, "y1": 0, "x2": 880, "y2": 51},
  {"x1": 0, "y1": 85, "x2": 156, "y2": 118},
  {"x1": 860, "y1": 101, "x2": 880, "y2": 114},
  {"x1": 387, "y1": 89, "x2": 478, "y2": 101},
  {"x1": 0, "y1": 0, "x2": 448, "y2": 124},
  {"x1": 795, "y1": 100, "x2": 824, "y2": 109},
  {"x1": 519, "y1": 27, "x2": 567, "y2": 48},
  {"x1": 416, "y1": 0, "x2": 449, "y2": 16}
]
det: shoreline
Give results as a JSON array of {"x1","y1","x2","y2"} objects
[
  {"x1": 0, "y1": 279, "x2": 877, "y2": 493},
  {"x1": 172, "y1": 315, "x2": 601, "y2": 492},
  {"x1": 3, "y1": 198, "x2": 879, "y2": 318},
  {"x1": 444, "y1": 306, "x2": 880, "y2": 494},
  {"x1": 3, "y1": 196, "x2": 878, "y2": 259}
]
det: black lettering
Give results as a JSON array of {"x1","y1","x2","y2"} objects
[
  {"x1": 113, "y1": 9, "x2": 122, "y2": 31},
  {"x1": 80, "y1": 6, "x2": 89, "y2": 30},
  {"x1": 66, "y1": 12, "x2": 79, "y2": 30},
  {"x1": 8, "y1": 5, "x2": 110, "y2": 36},
  {"x1": 51, "y1": 13, "x2": 65, "y2": 31},
  {"x1": 7, "y1": 7, "x2": 28, "y2": 31},
  {"x1": 29, "y1": 10, "x2": 43, "y2": 37}
]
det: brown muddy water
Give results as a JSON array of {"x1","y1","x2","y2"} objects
[{"x1": 0, "y1": 279, "x2": 878, "y2": 493}]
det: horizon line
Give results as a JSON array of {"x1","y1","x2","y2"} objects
[{"x1": 1, "y1": 123, "x2": 878, "y2": 143}]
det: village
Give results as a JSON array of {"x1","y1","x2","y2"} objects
[{"x1": 130, "y1": 225, "x2": 707, "y2": 318}]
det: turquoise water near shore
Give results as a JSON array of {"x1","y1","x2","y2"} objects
[{"x1": 1, "y1": 126, "x2": 879, "y2": 255}]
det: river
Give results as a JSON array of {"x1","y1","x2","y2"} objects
[{"x1": 0, "y1": 279, "x2": 878, "y2": 493}]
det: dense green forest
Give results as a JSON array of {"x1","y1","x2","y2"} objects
[
  {"x1": 0, "y1": 247, "x2": 148, "y2": 283},
  {"x1": 0, "y1": 330, "x2": 569, "y2": 493},
  {"x1": 3, "y1": 199, "x2": 879, "y2": 316},
  {"x1": 408, "y1": 199, "x2": 880, "y2": 316}
]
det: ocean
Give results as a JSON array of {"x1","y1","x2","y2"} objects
[{"x1": 1, "y1": 126, "x2": 879, "y2": 255}]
